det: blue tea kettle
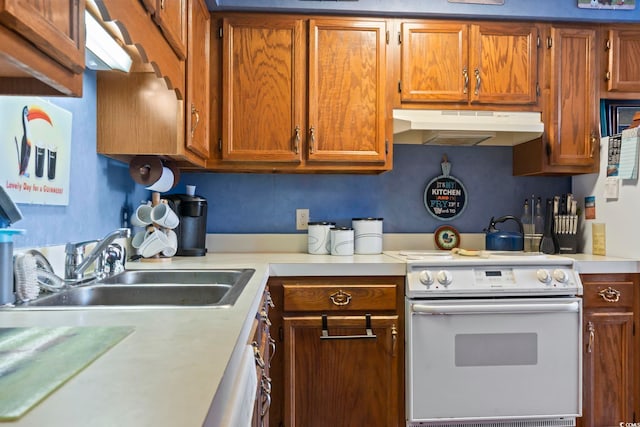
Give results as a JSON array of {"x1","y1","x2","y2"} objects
[{"x1": 484, "y1": 215, "x2": 524, "y2": 251}]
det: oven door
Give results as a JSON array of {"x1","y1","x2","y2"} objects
[{"x1": 406, "y1": 297, "x2": 582, "y2": 424}]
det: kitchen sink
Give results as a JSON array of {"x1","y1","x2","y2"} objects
[{"x1": 20, "y1": 269, "x2": 255, "y2": 308}]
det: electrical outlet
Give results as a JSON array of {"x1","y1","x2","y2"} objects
[{"x1": 296, "y1": 208, "x2": 309, "y2": 230}]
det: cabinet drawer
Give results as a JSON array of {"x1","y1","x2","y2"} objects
[
  {"x1": 282, "y1": 283, "x2": 396, "y2": 312},
  {"x1": 582, "y1": 280, "x2": 635, "y2": 309}
]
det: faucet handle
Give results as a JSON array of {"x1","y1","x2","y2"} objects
[{"x1": 65, "y1": 239, "x2": 99, "y2": 255}]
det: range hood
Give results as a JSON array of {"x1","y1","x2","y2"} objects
[{"x1": 393, "y1": 109, "x2": 544, "y2": 146}]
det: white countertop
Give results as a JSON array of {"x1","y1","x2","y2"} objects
[
  {"x1": 0, "y1": 253, "x2": 405, "y2": 427},
  {"x1": 0, "y1": 251, "x2": 635, "y2": 426}
]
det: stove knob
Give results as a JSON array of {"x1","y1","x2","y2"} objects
[
  {"x1": 436, "y1": 270, "x2": 453, "y2": 286},
  {"x1": 553, "y1": 269, "x2": 568, "y2": 283},
  {"x1": 536, "y1": 269, "x2": 551, "y2": 284},
  {"x1": 418, "y1": 270, "x2": 434, "y2": 286}
]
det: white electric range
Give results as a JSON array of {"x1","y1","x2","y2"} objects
[{"x1": 385, "y1": 250, "x2": 583, "y2": 427}]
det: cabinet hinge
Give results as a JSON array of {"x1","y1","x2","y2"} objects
[
  {"x1": 397, "y1": 31, "x2": 402, "y2": 44},
  {"x1": 545, "y1": 141, "x2": 552, "y2": 157},
  {"x1": 385, "y1": 139, "x2": 389, "y2": 155},
  {"x1": 546, "y1": 36, "x2": 552, "y2": 49},
  {"x1": 605, "y1": 38, "x2": 611, "y2": 51},
  {"x1": 398, "y1": 80, "x2": 402, "y2": 93},
  {"x1": 633, "y1": 322, "x2": 636, "y2": 336},
  {"x1": 218, "y1": 26, "x2": 223, "y2": 39},
  {"x1": 218, "y1": 138, "x2": 222, "y2": 152},
  {"x1": 278, "y1": 326, "x2": 284, "y2": 342},
  {"x1": 536, "y1": 34, "x2": 540, "y2": 48},
  {"x1": 385, "y1": 30, "x2": 389, "y2": 44},
  {"x1": 536, "y1": 82, "x2": 540, "y2": 97}
]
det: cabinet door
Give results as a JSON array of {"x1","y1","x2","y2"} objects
[
  {"x1": 185, "y1": 0, "x2": 210, "y2": 159},
  {"x1": 0, "y1": 0, "x2": 84, "y2": 73},
  {"x1": 470, "y1": 23, "x2": 539, "y2": 105},
  {"x1": 582, "y1": 312, "x2": 635, "y2": 427},
  {"x1": 606, "y1": 28, "x2": 640, "y2": 93},
  {"x1": 152, "y1": 0, "x2": 187, "y2": 60},
  {"x1": 547, "y1": 26, "x2": 598, "y2": 169},
  {"x1": 308, "y1": 18, "x2": 387, "y2": 163},
  {"x1": 283, "y1": 315, "x2": 399, "y2": 427},
  {"x1": 221, "y1": 16, "x2": 305, "y2": 162},
  {"x1": 399, "y1": 21, "x2": 469, "y2": 103}
]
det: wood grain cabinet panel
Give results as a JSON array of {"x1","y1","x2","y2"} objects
[
  {"x1": 220, "y1": 15, "x2": 305, "y2": 163},
  {"x1": 152, "y1": 0, "x2": 187, "y2": 60},
  {"x1": 211, "y1": 13, "x2": 390, "y2": 172},
  {"x1": 604, "y1": 27, "x2": 640, "y2": 94},
  {"x1": 397, "y1": 20, "x2": 539, "y2": 107},
  {"x1": 307, "y1": 18, "x2": 387, "y2": 163},
  {"x1": 578, "y1": 274, "x2": 638, "y2": 427},
  {"x1": 185, "y1": 0, "x2": 210, "y2": 159},
  {"x1": 513, "y1": 25, "x2": 599, "y2": 175},
  {"x1": 0, "y1": 0, "x2": 84, "y2": 96},
  {"x1": 267, "y1": 276, "x2": 405, "y2": 427}
]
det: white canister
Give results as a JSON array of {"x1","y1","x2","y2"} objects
[
  {"x1": 352, "y1": 217, "x2": 383, "y2": 254},
  {"x1": 307, "y1": 221, "x2": 336, "y2": 255},
  {"x1": 330, "y1": 227, "x2": 354, "y2": 256}
]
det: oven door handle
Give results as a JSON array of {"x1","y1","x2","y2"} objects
[{"x1": 411, "y1": 301, "x2": 580, "y2": 315}]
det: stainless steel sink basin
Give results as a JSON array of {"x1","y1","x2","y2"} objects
[{"x1": 21, "y1": 269, "x2": 255, "y2": 308}]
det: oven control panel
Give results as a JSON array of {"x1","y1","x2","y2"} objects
[{"x1": 407, "y1": 263, "x2": 582, "y2": 297}]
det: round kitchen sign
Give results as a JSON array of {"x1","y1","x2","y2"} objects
[{"x1": 423, "y1": 155, "x2": 467, "y2": 221}]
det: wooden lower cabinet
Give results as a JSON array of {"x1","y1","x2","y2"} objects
[
  {"x1": 579, "y1": 273, "x2": 639, "y2": 427},
  {"x1": 268, "y1": 276, "x2": 404, "y2": 427}
]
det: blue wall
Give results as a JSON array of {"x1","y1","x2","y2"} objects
[
  {"x1": 175, "y1": 146, "x2": 570, "y2": 234},
  {"x1": 208, "y1": 0, "x2": 640, "y2": 23},
  {"x1": 10, "y1": 71, "x2": 570, "y2": 249},
  {"x1": 12, "y1": 71, "x2": 148, "y2": 249}
]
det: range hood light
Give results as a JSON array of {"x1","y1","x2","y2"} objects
[
  {"x1": 85, "y1": 10, "x2": 132, "y2": 72},
  {"x1": 393, "y1": 109, "x2": 544, "y2": 146}
]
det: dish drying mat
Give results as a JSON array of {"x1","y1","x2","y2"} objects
[{"x1": 0, "y1": 326, "x2": 134, "y2": 421}]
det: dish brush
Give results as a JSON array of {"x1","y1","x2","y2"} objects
[{"x1": 13, "y1": 253, "x2": 40, "y2": 301}]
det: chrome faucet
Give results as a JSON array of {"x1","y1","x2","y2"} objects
[{"x1": 65, "y1": 228, "x2": 131, "y2": 281}]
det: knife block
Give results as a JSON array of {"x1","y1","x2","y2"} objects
[{"x1": 556, "y1": 234, "x2": 577, "y2": 254}]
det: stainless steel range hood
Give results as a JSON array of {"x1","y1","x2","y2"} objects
[{"x1": 393, "y1": 109, "x2": 544, "y2": 146}]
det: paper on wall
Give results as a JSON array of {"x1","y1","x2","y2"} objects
[{"x1": 618, "y1": 127, "x2": 639, "y2": 179}]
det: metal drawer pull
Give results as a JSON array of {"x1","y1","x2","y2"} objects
[
  {"x1": 587, "y1": 321, "x2": 595, "y2": 353},
  {"x1": 329, "y1": 289, "x2": 352, "y2": 306},
  {"x1": 252, "y1": 341, "x2": 265, "y2": 369},
  {"x1": 412, "y1": 301, "x2": 580, "y2": 315},
  {"x1": 598, "y1": 287, "x2": 621, "y2": 302},
  {"x1": 320, "y1": 313, "x2": 377, "y2": 340}
]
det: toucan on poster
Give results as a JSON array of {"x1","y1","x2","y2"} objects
[{"x1": 0, "y1": 97, "x2": 72, "y2": 205}]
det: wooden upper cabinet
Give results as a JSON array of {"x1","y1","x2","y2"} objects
[
  {"x1": 470, "y1": 23, "x2": 539, "y2": 105},
  {"x1": 547, "y1": 26, "x2": 598, "y2": 169},
  {"x1": 221, "y1": 15, "x2": 305, "y2": 163},
  {"x1": 308, "y1": 18, "x2": 387, "y2": 163},
  {"x1": 152, "y1": 0, "x2": 187, "y2": 60},
  {"x1": 398, "y1": 20, "x2": 538, "y2": 106},
  {"x1": 185, "y1": 0, "x2": 210, "y2": 159},
  {"x1": 0, "y1": 0, "x2": 84, "y2": 96},
  {"x1": 604, "y1": 27, "x2": 640, "y2": 93},
  {"x1": 0, "y1": 0, "x2": 85, "y2": 73}
]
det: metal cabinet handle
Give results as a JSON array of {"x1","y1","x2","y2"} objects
[
  {"x1": 252, "y1": 341, "x2": 265, "y2": 369},
  {"x1": 265, "y1": 290, "x2": 275, "y2": 308},
  {"x1": 268, "y1": 335, "x2": 276, "y2": 366},
  {"x1": 320, "y1": 313, "x2": 377, "y2": 340},
  {"x1": 474, "y1": 68, "x2": 481, "y2": 96},
  {"x1": 190, "y1": 104, "x2": 200, "y2": 138},
  {"x1": 598, "y1": 287, "x2": 621, "y2": 302},
  {"x1": 294, "y1": 126, "x2": 301, "y2": 154},
  {"x1": 462, "y1": 67, "x2": 469, "y2": 94},
  {"x1": 329, "y1": 289, "x2": 351, "y2": 306},
  {"x1": 260, "y1": 309, "x2": 271, "y2": 327},
  {"x1": 309, "y1": 126, "x2": 316, "y2": 154},
  {"x1": 160, "y1": 0, "x2": 165, "y2": 10},
  {"x1": 605, "y1": 70, "x2": 611, "y2": 81},
  {"x1": 587, "y1": 321, "x2": 595, "y2": 353},
  {"x1": 391, "y1": 325, "x2": 398, "y2": 356}
]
